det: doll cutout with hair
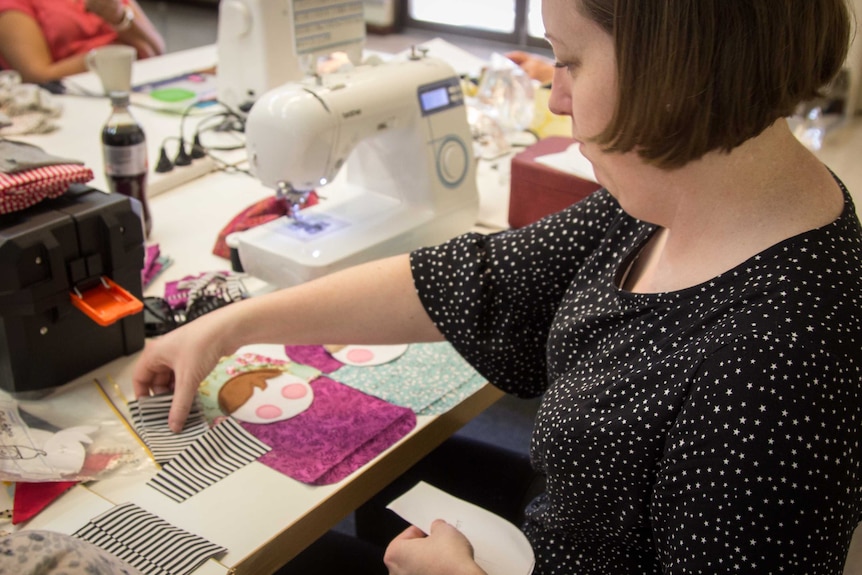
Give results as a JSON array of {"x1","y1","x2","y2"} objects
[{"x1": 218, "y1": 368, "x2": 313, "y2": 424}]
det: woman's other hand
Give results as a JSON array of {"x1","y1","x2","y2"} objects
[
  {"x1": 506, "y1": 50, "x2": 554, "y2": 85},
  {"x1": 384, "y1": 520, "x2": 486, "y2": 575},
  {"x1": 84, "y1": 0, "x2": 124, "y2": 26}
]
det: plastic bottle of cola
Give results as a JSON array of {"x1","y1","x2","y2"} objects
[{"x1": 102, "y1": 91, "x2": 152, "y2": 237}]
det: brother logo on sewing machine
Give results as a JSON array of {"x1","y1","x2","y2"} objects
[{"x1": 236, "y1": 56, "x2": 479, "y2": 288}]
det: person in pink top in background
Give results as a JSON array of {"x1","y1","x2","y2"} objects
[{"x1": 0, "y1": 0, "x2": 164, "y2": 84}]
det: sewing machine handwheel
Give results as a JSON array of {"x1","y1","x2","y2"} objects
[{"x1": 437, "y1": 137, "x2": 469, "y2": 186}]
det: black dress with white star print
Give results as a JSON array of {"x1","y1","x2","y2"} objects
[{"x1": 410, "y1": 178, "x2": 862, "y2": 574}]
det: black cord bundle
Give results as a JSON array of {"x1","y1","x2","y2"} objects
[{"x1": 154, "y1": 100, "x2": 252, "y2": 176}]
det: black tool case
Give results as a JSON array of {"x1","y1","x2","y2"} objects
[{"x1": 0, "y1": 184, "x2": 145, "y2": 392}]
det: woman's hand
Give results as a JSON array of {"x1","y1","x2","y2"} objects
[
  {"x1": 383, "y1": 521, "x2": 486, "y2": 575},
  {"x1": 131, "y1": 307, "x2": 236, "y2": 433},
  {"x1": 84, "y1": 0, "x2": 125, "y2": 26},
  {"x1": 86, "y1": 0, "x2": 167, "y2": 58}
]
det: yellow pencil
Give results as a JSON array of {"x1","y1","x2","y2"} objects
[{"x1": 92, "y1": 379, "x2": 160, "y2": 470}]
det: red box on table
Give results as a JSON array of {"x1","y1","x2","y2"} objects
[{"x1": 508, "y1": 136, "x2": 602, "y2": 228}]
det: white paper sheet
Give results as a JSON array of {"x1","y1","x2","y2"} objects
[
  {"x1": 535, "y1": 142, "x2": 598, "y2": 183},
  {"x1": 387, "y1": 481, "x2": 534, "y2": 575}
]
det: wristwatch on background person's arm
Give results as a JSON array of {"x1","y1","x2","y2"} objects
[{"x1": 113, "y1": 3, "x2": 134, "y2": 31}]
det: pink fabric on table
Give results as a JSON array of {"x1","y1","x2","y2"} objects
[
  {"x1": 283, "y1": 345, "x2": 343, "y2": 373},
  {"x1": 239, "y1": 376, "x2": 416, "y2": 485},
  {"x1": 142, "y1": 244, "x2": 163, "y2": 287}
]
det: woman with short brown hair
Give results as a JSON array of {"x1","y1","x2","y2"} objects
[{"x1": 135, "y1": 1, "x2": 862, "y2": 573}]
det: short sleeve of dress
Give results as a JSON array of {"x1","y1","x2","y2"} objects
[
  {"x1": 410, "y1": 190, "x2": 621, "y2": 397},
  {"x1": 0, "y1": 0, "x2": 36, "y2": 18}
]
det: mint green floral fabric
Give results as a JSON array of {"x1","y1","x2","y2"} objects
[{"x1": 331, "y1": 342, "x2": 486, "y2": 415}]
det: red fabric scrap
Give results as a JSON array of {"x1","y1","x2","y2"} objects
[
  {"x1": 12, "y1": 481, "x2": 78, "y2": 525},
  {"x1": 212, "y1": 192, "x2": 319, "y2": 259}
]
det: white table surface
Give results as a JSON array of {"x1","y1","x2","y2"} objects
[
  {"x1": 19, "y1": 163, "x2": 505, "y2": 574},
  {"x1": 23, "y1": 343, "x2": 501, "y2": 575},
  {"x1": 14, "y1": 44, "x2": 511, "y2": 575}
]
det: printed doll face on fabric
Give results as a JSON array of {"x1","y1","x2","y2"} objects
[
  {"x1": 218, "y1": 368, "x2": 314, "y2": 424},
  {"x1": 324, "y1": 344, "x2": 409, "y2": 367}
]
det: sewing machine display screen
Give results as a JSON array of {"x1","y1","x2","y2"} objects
[
  {"x1": 420, "y1": 87, "x2": 450, "y2": 112},
  {"x1": 418, "y1": 77, "x2": 462, "y2": 116}
]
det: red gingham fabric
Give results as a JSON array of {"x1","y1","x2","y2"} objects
[{"x1": 0, "y1": 164, "x2": 94, "y2": 215}]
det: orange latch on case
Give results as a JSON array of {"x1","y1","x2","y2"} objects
[{"x1": 70, "y1": 276, "x2": 144, "y2": 326}]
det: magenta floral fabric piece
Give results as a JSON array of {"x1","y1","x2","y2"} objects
[
  {"x1": 239, "y1": 376, "x2": 416, "y2": 485},
  {"x1": 142, "y1": 244, "x2": 162, "y2": 287},
  {"x1": 283, "y1": 345, "x2": 343, "y2": 373}
]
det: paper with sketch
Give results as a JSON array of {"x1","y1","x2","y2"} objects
[
  {"x1": 535, "y1": 142, "x2": 598, "y2": 183},
  {"x1": 387, "y1": 481, "x2": 534, "y2": 575}
]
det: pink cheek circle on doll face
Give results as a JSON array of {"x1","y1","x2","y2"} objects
[
  {"x1": 345, "y1": 348, "x2": 375, "y2": 364},
  {"x1": 255, "y1": 404, "x2": 284, "y2": 420},
  {"x1": 282, "y1": 383, "x2": 309, "y2": 400}
]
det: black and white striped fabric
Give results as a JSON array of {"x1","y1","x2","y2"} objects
[
  {"x1": 73, "y1": 502, "x2": 226, "y2": 575},
  {"x1": 128, "y1": 395, "x2": 209, "y2": 465},
  {"x1": 147, "y1": 417, "x2": 271, "y2": 502}
]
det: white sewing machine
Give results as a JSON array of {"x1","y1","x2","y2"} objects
[
  {"x1": 216, "y1": 0, "x2": 365, "y2": 112},
  {"x1": 233, "y1": 55, "x2": 479, "y2": 287}
]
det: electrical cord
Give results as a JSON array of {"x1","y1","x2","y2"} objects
[
  {"x1": 203, "y1": 147, "x2": 255, "y2": 177},
  {"x1": 154, "y1": 99, "x2": 248, "y2": 173}
]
